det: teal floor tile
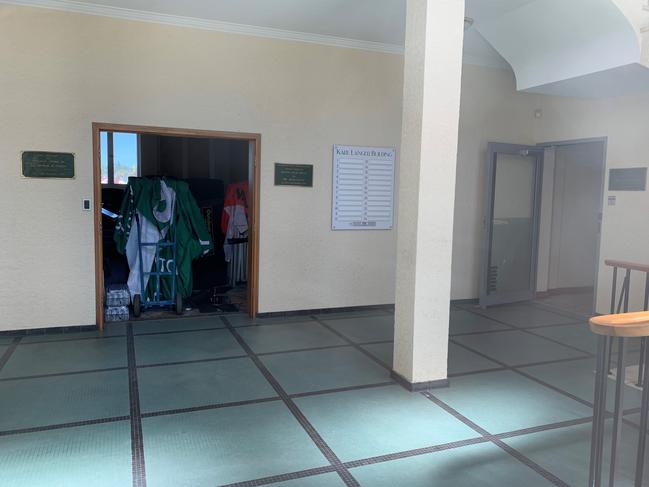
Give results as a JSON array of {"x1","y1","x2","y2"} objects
[
  {"x1": 294, "y1": 385, "x2": 477, "y2": 462},
  {"x1": 431, "y1": 370, "x2": 592, "y2": 434},
  {"x1": 261, "y1": 347, "x2": 390, "y2": 394},
  {"x1": 0, "y1": 370, "x2": 129, "y2": 431},
  {"x1": 622, "y1": 411, "x2": 649, "y2": 429},
  {"x1": 520, "y1": 358, "x2": 642, "y2": 411},
  {"x1": 360, "y1": 342, "x2": 393, "y2": 367},
  {"x1": 20, "y1": 325, "x2": 126, "y2": 343},
  {"x1": 271, "y1": 473, "x2": 347, "y2": 487},
  {"x1": 449, "y1": 309, "x2": 510, "y2": 335},
  {"x1": 318, "y1": 309, "x2": 391, "y2": 321},
  {"x1": 533, "y1": 292, "x2": 593, "y2": 317},
  {"x1": 504, "y1": 422, "x2": 649, "y2": 486},
  {"x1": 358, "y1": 343, "x2": 500, "y2": 376},
  {"x1": 322, "y1": 315, "x2": 394, "y2": 343},
  {"x1": 228, "y1": 313, "x2": 316, "y2": 327},
  {"x1": 0, "y1": 337, "x2": 127, "y2": 378},
  {"x1": 0, "y1": 336, "x2": 16, "y2": 345},
  {"x1": 530, "y1": 324, "x2": 597, "y2": 354},
  {"x1": 133, "y1": 316, "x2": 225, "y2": 335},
  {"x1": 0, "y1": 421, "x2": 132, "y2": 487},
  {"x1": 138, "y1": 357, "x2": 276, "y2": 413},
  {"x1": 236, "y1": 322, "x2": 345, "y2": 354},
  {"x1": 134, "y1": 329, "x2": 244, "y2": 365},
  {"x1": 0, "y1": 344, "x2": 7, "y2": 357},
  {"x1": 142, "y1": 402, "x2": 328, "y2": 487},
  {"x1": 476, "y1": 304, "x2": 576, "y2": 328},
  {"x1": 351, "y1": 441, "x2": 551, "y2": 487},
  {"x1": 452, "y1": 331, "x2": 587, "y2": 366},
  {"x1": 448, "y1": 342, "x2": 501, "y2": 376}
]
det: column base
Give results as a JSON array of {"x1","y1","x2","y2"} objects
[{"x1": 391, "y1": 370, "x2": 450, "y2": 392}]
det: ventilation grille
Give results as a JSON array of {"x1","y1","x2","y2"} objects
[{"x1": 487, "y1": 266, "x2": 499, "y2": 293}]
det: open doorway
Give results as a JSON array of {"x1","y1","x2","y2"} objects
[
  {"x1": 536, "y1": 138, "x2": 607, "y2": 316},
  {"x1": 92, "y1": 123, "x2": 260, "y2": 331},
  {"x1": 479, "y1": 138, "x2": 606, "y2": 313}
]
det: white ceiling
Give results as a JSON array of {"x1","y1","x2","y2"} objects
[
  {"x1": 53, "y1": 0, "x2": 537, "y2": 46},
  {"x1": 525, "y1": 62, "x2": 649, "y2": 98},
  {"x1": 14, "y1": 0, "x2": 511, "y2": 68},
  {"x1": 55, "y1": 0, "x2": 408, "y2": 45},
  {"x1": 8, "y1": 0, "x2": 649, "y2": 96}
]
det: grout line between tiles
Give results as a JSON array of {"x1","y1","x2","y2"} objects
[
  {"x1": 0, "y1": 366, "x2": 128, "y2": 382},
  {"x1": 17, "y1": 334, "x2": 127, "y2": 345},
  {"x1": 0, "y1": 337, "x2": 21, "y2": 372},
  {"x1": 221, "y1": 316, "x2": 361, "y2": 487},
  {"x1": 509, "y1": 355, "x2": 594, "y2": 369},
  {"x1": 521, "y1": 321, "x2": 587, "y2": 331},
  {"x1": 0, "y1": 381, "x2": 401, "y2": 439},
  {"x1": 449, "y1": 320, "x2": 585, "y2": 337},
  {"x1": 0, "y1": 415, "x2": 131, "y2": 437},
  {"x1": 458, "y1": 299, "x2": 584, "y2": 322},
  {"x1": 139, "y1": 382, "x2": 400, "y2": 420},
  {"x1": 137, "y1": 355, "x2": 249, "y2": 369},
  {"x1": 127, "y1": 324, "x2": 147, "y2": 487},
  {"x1": 422, "y1": 391, "x2": 570, "y2": 487},
  {"x1": 217, "y1": 466, "x2": 339, "y2": 487},
  {"x1": 309, "y1": 316, "x2": 392, "y2": 371},
  {"x1": 448, "y1": 366, "x2": 507, "y2": 378},
  {"x1": 495, "y1": 416, "x2": 595, "y2": 439},
  {"x1": 133, "y1": 326, "x2": 227, "y2": 337},
  {"x1": 356, "y1": 339, "x2": 394, "y2": 346},
  {"x1": 257, "y1": 344, "x2": 352, "y2": 356},
  {"x1": 449, "y1": 338, "x2": 594, "y2": 409},
  {"x1": 341, "y1": 436, "x2": 489, "y2": 469},
  {"x1": 216, "y1": 411, "x2": 607, "y2": 487},
  {"x1": 0, "y1": 338, "x2": 393, "y2": 384},
  {"x1": 519, "y1": 328, "x2": 594, "y2": 357},
  {"x1": 450, "y1": 327, "x2": 519, "y2": 337},
  {"x1": 4, "y1": 307, "x2": 642, "y2": 486},
  {"x1": 141, "y1": 397, "x2": 282, "y2": 418},
  {"x1": 459, "y1": 307, "x2": 593, "y2": 356},
  {"x1": 288, "y1": 381, "x2": 395, "y2": 399},
  {"x1": 529, "y1": 300, "x2": 591, "y2": 322}
]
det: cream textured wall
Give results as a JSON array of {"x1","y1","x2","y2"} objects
[
  {"x1": 0, "y1": 5, "x2": 403, "y2": 330},
  {"x1": 427, "y1": 53, "x2": 649, "y2": 311},
  {"x1": 451, "y1": 68, "x2": 649, "y2": 310},
  {"x1": 535, "y1": 94, "x2": 649, "y2": 314},
  {"x1": 451, "y1": 64, "x2": 540, "y2": 300}
]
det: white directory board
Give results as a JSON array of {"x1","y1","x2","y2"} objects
[{"x1": 332, "y1": 145, "x2": 396, "y2": 230}]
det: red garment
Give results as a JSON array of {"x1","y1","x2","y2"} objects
[{"x1": 220, "y1": 182, "x2": 249, "y2": 235}]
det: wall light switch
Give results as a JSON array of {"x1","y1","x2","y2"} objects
[
  {"x1": 608, "y1": 196, "x2": 616, "y2": 206},
  {"x1": 82, "y1": 199, "x2": 91, "y2": 211}
]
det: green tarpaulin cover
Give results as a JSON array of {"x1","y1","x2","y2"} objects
[{"x1": 114, "y1": 177, "x2": 212, "y2": 300}]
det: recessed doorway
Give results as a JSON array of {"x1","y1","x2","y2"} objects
[
  {"x1": 92, "y1": 123, "x2": 260, "y2": 331},
  {"x1": 479, "y1": 137, "x2": 607, "y2": 315}
]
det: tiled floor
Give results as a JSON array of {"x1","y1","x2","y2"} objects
[{"x1": 0, "y1": 301, "x2": 648, "y2": 486}]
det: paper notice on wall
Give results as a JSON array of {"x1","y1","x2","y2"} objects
[{"x1": 332, "y1": 145, "x2": 395, "y2": 230}]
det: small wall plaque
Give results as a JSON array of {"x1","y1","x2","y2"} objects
[
  {"x1": 22, "y1": 151, "x2": 75, "y2": 179},
  {"x1": 608, "y1": 167, "x2": 647, "y2": 191},
  {"x1": 274, "y1": 163, "x2": 313, "y2": 187}
]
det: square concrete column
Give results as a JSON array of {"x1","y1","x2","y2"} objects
[{"x1": 392, "y1": 0, "x2": 465, "y2": 390}]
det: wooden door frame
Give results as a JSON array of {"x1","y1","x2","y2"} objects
[{"x1": 92, "y1": 122, "x2": 261, "y2": 331}]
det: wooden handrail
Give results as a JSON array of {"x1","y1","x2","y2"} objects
[
  {"x1": 605, "y1": 259, "x2": 649, "y2": 273},
  {"x1": 590, "y1": 311, "x2": 649, "y2": 337}
]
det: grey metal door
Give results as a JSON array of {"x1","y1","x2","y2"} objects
[{"x1": 479, "y1": 143, "x2": 544, "y2": 307}]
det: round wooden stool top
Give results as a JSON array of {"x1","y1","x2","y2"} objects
[{"x1": 589, "y1": 311, "x2": 649, "y2": 337}]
